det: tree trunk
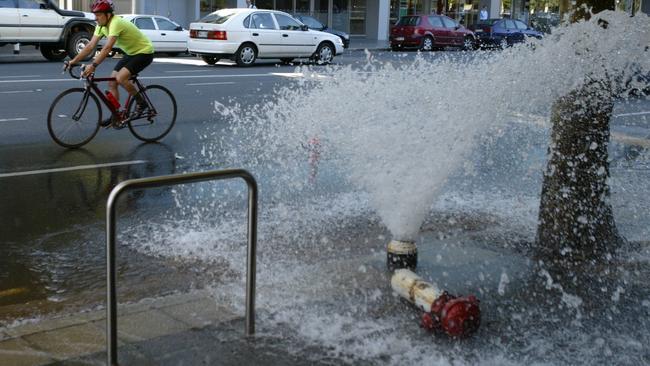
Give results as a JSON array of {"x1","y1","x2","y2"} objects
[{"x1": 535, "y1": 79, "x2": 625, "y2": 267}]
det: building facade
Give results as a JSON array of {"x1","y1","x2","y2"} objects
[{"x1": 58, "y1": 0, "x2": 647, "y2": 40}]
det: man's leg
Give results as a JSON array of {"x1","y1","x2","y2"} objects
[
  {"x1": 114, "y1": 67, "x2": 138, "y2": 100},
  {"x1": 108, "y1": 70, "x2": 119, "y2": 101}
]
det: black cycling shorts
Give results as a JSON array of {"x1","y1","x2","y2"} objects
[{"x1": 114, "y1": 53, "x2": 154, "y2": 75}]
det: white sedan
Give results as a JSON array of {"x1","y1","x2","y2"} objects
[
  {"x1": 188, "y1": 8, "x2": 344, "y2": 66},
  {"x1": 117, "y1": 14, "x2": 189, "y2": 55}
]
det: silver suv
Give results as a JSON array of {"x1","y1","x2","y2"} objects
[{"x1": 0, "y1": 0, "x2": 95, "y2": 61}]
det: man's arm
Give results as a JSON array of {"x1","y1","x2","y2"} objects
[
  {"x1": 82, "y1": 36, "x2": 116, "y2": 76},
  {"x1": 69, "y1": 35, "x2": 100, "y2": 65}
]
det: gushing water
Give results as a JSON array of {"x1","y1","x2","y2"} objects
[
  {"x1": 209, "y1": 11, "x2": 649, "y2": 241},
  {"x1": 129, "y1": 11, "x2": 650, "y2": 365}
]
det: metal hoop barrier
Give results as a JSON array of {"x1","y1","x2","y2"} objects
[{"x1": 106, "y1": 169, "x2": 258, "y2": 366}]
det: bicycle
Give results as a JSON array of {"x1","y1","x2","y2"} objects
[{"x1": 47, "y1": 64, "x2": 177, "y2": 148}]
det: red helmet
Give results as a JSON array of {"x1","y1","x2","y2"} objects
[{"x1": 91, "y1": 0, "x2": 113, "y2": 13}]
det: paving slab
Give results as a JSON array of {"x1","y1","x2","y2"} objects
[
  {"x1": 91, "y1": 309, "x2": 188, "y2": 343},
  {"x1": 0, "y1": 337, "x2": 54, "y2": 366},
  {"x1": 158, "y1": 297, "x2": 238, "y2": 328},
  {"x1": 22, "y1": 323, "x2": 105, "y2": 361}
]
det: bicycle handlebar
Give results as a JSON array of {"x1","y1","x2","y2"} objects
[{"x1": 64, "y1": 62, "x2": 93, "y2": 80}]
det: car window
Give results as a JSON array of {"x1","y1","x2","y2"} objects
[
  {"x1": 0, "y1": 0, "x2": 17, "y2": 8},
  {"x1": 428, "y1": 16, "x2": 443, "y2": 27},
  {"x1": 299, "y1": 15, "x2": 323, "y2": 29},
  {"x1": 396, "y1": 16, "x2": 419, "y2": 26},
  {"x1": 441, "y1": 17, "x2": 456, "y2": 28},
  {"x1": 250, "y1": 13, "x2": 276, "y2": 30},
  {"x1": 274, "y1": 13, "x2": 301, "y2": 30},
  {"x1": 200, "y1": 10, "x2": 235, "y2": 24},
  {"x1": 134, "y1": 17, "x2": 156, "y2": 30},
  {"x1": 515, "y1": 20, "x2": 528, "y2": 29},
  {"x1": 156, "y1": 17, "x2": 178, "y2": 31},
  {"x1": 18, "y1": 0, "x2": 43, "y2": 9},
  {"x1": 505, "y1": 19, "x2": 516, "y2": 29}
]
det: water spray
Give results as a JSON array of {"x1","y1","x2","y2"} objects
[
  {"x1": 387, "y1": 239, "x2": 417, "y2": 271},
  {"x1": 391, "y1": 269, "x2": 480, "y2": 338}
]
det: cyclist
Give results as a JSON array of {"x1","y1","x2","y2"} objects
[{"x1": 66, "y1": 0, "x2": 154, "y2": 127}]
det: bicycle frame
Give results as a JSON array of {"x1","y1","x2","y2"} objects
[{"x1": 74, "y1": 71, "x2": 157, "y2": 123}]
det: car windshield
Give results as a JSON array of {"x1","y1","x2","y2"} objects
[
  {"x1": 396, "y1": 16, "x2": 419, "y2": 26},
  {"x1": 300, "y1": 15, "x2": 324, "y2": 29},
  {"x1": 200, "y1": 10, "x2": 236, "y2": 24}
]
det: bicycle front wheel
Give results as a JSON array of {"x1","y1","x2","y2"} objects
[
  {"x1": 127, "y1": 85, "x2": 177, "y2": 142},
  {"x1": 48, "y1": 88, "x2": 101, "y2": 148}
]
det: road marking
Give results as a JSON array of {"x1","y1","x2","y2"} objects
[
  {"x1": 0, "y1": 89, "x2": 42, "y2": 94},
  {"x1": 614, "y1": 111, "x2": 650, "y2": 118},
  {"x1": 165, "y1": 69, "x2": 216, "y2": 73},
  {"x1": 0, "y1": 73, "x2": 283, "y2": 83},
  {"x1": 0, "y1": 117, "x2": 28, "y2": 122},
  {"x1": 186, "y1": 81, "x2": 236, "y2": 86},
  {"x1": 0, "y1": 75, "x2": 40, "y2": 79},
  {"x1": 0, "y1": 160, "x2": 146, "y2": 178}
]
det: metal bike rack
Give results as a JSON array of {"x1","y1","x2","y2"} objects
[{"x1": 106, "y1": 169, "x2": 258, "y2": 366}]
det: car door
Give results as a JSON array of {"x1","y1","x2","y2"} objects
[
  {"x1": 0, "y1": 0, "x2": 20, "y2": 40},
  {"x1": 248, "y1": 12, "x2": 282, "y2": 57},
  {"x1": 427, "y1": 16, "x2": 448, "y2": 46},
  {"x1": 17, "y1": 0, "x2": 61, "y2": 41},
  {"x1": 514, "y1": 19, "x2": 536, "y2": 38},
  {"x1": 441, "y1": 16, "x2": 459, "y2": 46},
  {"x1": 133, "y1": 16, "x2": 161, "y2": 51},
  {"x1": 154, "y1": 17, "x2": 187, "y2": 52},
  {"x1": 272, "y1": 13, "x2": 313, "y2": 56},
  {"x1": 504, "y1": 19, "x2": 523, "y2": 43}
]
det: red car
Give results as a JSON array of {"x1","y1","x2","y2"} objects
[{"x1": 390, "y1": 15, "x2": 477, "y2": 51}]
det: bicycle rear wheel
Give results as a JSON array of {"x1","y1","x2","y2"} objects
[
  {"x1": 48, "y1": 88, "x2": 101, "y2": 148},
  {"x1": 127, "y1": 85, "x2": 177, "y2": 142}
]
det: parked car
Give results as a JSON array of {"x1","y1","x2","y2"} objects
[
  {"x1": 390, "y1": 14, "x2": 477, "y2": 51},
  {"x1": 188, "y1": 8, "x2": 344, "y2": 66},
  {"x1": 0, "y1": 0, "x2": 95, "y2": 61},
  {"x1": 111, "y1": 14, "x2": 189, "y2": 55},
  {"x1": 292, "y1": 14, "x2": 350, "y2": 48},
  {"x1": 469, "y1": 18, "x2": 543, "y2": 49}
]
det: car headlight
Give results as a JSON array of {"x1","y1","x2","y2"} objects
[{"x1": 335, "y1": 38, "x2": 343, "y2": 44}]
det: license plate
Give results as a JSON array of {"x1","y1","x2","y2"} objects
[
  {"x1": 395, "y1": 37, "x2": 404, "y2": 41},
  {"x1": 198, "y1": 31, "x2": 208, "y2": 38},
  {"x1": 474, "y1": 29, "x2": 483, "y2": 33}
]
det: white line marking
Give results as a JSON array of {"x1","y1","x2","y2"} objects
[
  {"x1": 0, "y1": 89, "x2": 41, "y2": 94},
  {"x1": 165, "y1": 69, "x2": 216, "y2": 73},
  {"x1": 0, "y1": 118, "x2": 28, "y2": 122},
  {"x1": 0, "y1": 75, "x2": 40, "y2": 79},
  {"x1": 186, "y1": 81, "x2": 236, "y2": 86},
  {"x1": 0, "y1": 160, "x2": 147, "y2": 178},
  {"x1": 0, "y1": 74, "x2": 280, "y2": 83},
  {"x1": 614, "y1": 111, "x2": 650, "y2": 118}
]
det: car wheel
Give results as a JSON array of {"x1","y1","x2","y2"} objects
[
  {"x1": 463, "y1": 36, "x2": 475, "y2": 51},
  {"x1": 67, "y1": 31, "x2": 92, "y2": 60},
  {"x1": 314, "y1": 42, "x2": 334, "y2": 65},
  {"x1": 280, "y1": 58, "x2": 294, "y2": 65},
  {"x1": 420, "y1": 36, "x2": 434, "y2": 51},
  {"x1": 40, "y1": 45, "x2": 67, "y2": 61},
  {"x1": 235, "y1": 43, "x2": 257, "y2": 67},
  {"x1": 201, "y1": 56, "x2": 219, "y2": 65}
]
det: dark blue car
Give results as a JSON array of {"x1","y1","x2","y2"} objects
[
  {"x1": 469, "y1": 18, "x2": 543, "y2": 49},
  {"x1": 293, "y1": 14, "x2": 350, "y2": 48}
]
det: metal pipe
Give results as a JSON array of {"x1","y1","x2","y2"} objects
[{"x1": 106, "y1": 169, "x2": 258, "y2": 365}]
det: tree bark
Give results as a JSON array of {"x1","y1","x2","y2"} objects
[{"x1": 535, "y1": 79, "x2": 625, "y2": 267}]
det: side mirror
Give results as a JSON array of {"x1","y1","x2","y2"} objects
[
  {"x1": 175, "y1": 25, "x2": 183, "y2": 31},
  {"x1": 301, "y1": 24, "x2": 309, "y2": 31}
]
